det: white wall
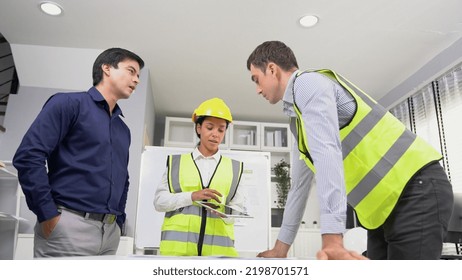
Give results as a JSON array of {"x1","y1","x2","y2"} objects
[{"x1": 0, "y1": 44, "x2": 155, "y2": 238}]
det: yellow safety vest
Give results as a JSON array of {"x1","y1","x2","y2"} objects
[
  {"x1": 160, "y1": 153, "x2": 243, "y2": 256},
  {"x1": 293, "y1": 69, "x2": 442, "y2": 229}
]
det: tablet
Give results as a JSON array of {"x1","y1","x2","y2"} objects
[{"x1": 196, "y1": 201, "x2": 253, "y2": 219}]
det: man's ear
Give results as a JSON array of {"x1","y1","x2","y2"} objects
[
  {"x1": 268, "y1": 62, "x2": 277, "y2": 76},
  {"x1": 102, "y1": 64, "x2": 111, "y2": 76}
]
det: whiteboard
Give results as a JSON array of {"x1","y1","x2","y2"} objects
[{"x1": 134, "y1": 146, "x2": 272, "y2": 254}]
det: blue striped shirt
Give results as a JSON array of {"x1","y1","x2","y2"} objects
[{"x1": 279, "y1": 70, "x2": 356, "y2": 244}]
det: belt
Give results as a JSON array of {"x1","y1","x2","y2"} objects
[{"x1": 57, "y1": 205, "x2": 117, "y2": 224}]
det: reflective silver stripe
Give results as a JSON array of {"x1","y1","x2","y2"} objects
[
  {"x1": 327, "y1": 69, "x2": 390, "y2": 159},
  {"x1": 298, "y1": 69, "x2": 375, "y2": 106},
  {"x1": 341, "y1": 104, "x2": 387, "y2": 159},
  {"x1": 161, "y1": 231, "x2": 235, "y2": 247},
  {"x1": 169, "y1": 154, "x2": 182, "y2": 193},
  {"x1": 165, "y1": 205, "x2": 202, "y2": 218},
  {"x1": 226, "y1": 160, "x2": 243, "y2": 207},
  {"x1": 203, "y1": 233, "x2": 235, "y2": 247},
  {"x1": 162, "y1": 230, "x2": 200, "y2": 243},
  {"x1": 347, "y1": 129, "x2": 417, "y2": 206},
  {"x1": 334, "y1": 72, "x2": 376, "y2": 108}
]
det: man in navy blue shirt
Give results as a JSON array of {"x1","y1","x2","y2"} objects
[{"x1": 13, "y1": 48, "x2": 144, "y2": 257}]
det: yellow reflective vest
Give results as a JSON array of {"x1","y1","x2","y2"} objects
[
  {"x1": 293, "y1": 69, "x2": 442, "y2": 229},
  {"x1": 160, "y1": 153, "x2": 243, "y2": 256}
]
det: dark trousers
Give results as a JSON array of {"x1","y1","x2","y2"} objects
[{"x1": 367, "y1": 162, "x2": 454, "y2": 260}]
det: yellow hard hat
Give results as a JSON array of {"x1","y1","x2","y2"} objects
[{"x1": 192, "y1": 98, "x2": 233, "y2": 123}]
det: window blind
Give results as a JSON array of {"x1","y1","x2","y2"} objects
[
  {"x1": 389, "y1": 99, "x2": 412, "y2": 131},
  {"x1": 437, "y1": 66, "x2": 462, "y2": 193},
  {"x1": 410, "y1": 84, "x2": 442, "y2": 155}
]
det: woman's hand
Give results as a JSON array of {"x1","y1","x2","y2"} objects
[{"x1": 192, "y1": 188, "x2": 222, "y2": 203}]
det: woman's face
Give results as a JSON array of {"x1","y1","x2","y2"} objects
[{"x1": 196, "y1": 116, "x2": 227, "y2": 156}]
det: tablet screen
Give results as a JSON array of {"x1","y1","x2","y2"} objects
[{"x1": 196, "y1": 201, "x2": 253, "y2": 218}]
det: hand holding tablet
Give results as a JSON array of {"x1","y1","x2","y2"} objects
[{"x1": 196, "y1": 201, "x2": 253, "y2": 219}]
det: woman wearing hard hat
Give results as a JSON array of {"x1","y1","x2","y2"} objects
[{"x1": 154, "y1": 98, "x2": 245, "y2": 257}]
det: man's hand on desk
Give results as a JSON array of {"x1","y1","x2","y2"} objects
[
  {"x1": 257, "y1": 239, "x2": 290, "y2": 258},
  {"x1": 316, "y1": 234, "x2": 369, "y2": 260}
]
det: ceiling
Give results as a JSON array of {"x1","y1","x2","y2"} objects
[{"x1": 1, "y1": 0, "x2": 462, "y2": 123}]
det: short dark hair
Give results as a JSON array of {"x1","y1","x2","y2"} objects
[
  {"x1": 92, "y1": 48, "x2": 145, "y2": 86},
  {"x1": 195, "y1": 116, "x2": 229, "y2": 139},
  {"x1": 246, "y1": 41, "x2": 298, "y2": 73}
]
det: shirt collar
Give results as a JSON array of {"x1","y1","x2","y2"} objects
[
  {"x1": 88, "y1": 87, "x2": 124, "y2": 117},
  {"x1": 282, "y1": 70, "x2": 301, "y2": 116},
  {"x1": 193, "y1": 147, "x2": 221, "y2": 161}
]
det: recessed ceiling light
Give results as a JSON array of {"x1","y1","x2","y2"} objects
[
  {"x1": 299, "y1": 15, "x2": 319, "y2": 28},
  {"x1": 40, "y1": 2, "x2": 63, "y2": 16}
]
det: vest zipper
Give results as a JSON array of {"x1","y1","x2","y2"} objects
[{"x1": 197, "y1": 206, "x2": 207, "y2": 256}]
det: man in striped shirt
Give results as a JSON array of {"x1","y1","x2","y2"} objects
[{"x1": 246, "y1": 41, "x2": 453, "y2": 260}]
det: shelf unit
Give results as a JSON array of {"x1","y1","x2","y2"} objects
[
  {"x1": 163, "y1": 116, "x2": 292, "y2": 156},
  {"x1": 260, "y1": 122, "x2": 291, "y2": 152},
  {"x1": 229, "y1": 121, "x2": 260, "y2": 150},
  {"x1": 0, "y1": 161, "x2": 20, "y2": 259},
  {"x1": 164, "y1": 117, "x2": 291, "y2": 152}
]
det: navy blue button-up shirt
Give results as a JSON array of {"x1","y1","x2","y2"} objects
[{"x1": 13, "y1": 87, "x2": 130, "y2": 227}]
